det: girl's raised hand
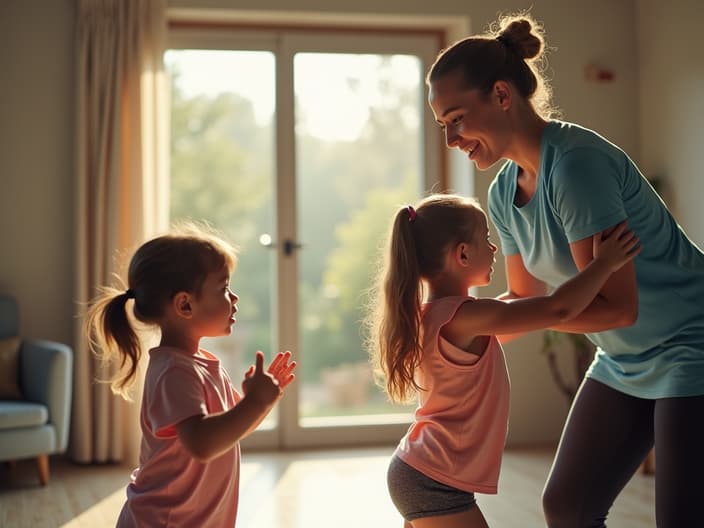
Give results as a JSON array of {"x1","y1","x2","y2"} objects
[
  {"x1": 241, "y1": 351, "x2": 282, "y2": 408},
  {"x1": 593, "y1": 221, "x2": 641, "y2": 271},
  {"x1": 266, "y1": 350, "x2": 297, "y2": 389}
]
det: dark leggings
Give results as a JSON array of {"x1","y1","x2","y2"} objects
[{"x1": 542, "y1": 378, "x2": 704, "y2": 528}]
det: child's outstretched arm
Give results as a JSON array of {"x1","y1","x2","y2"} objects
[
  {"x1": 445, "y1": 222, "x2": 640, "y2": 343},
  {"x1": 176, "y1": 351, "x2": 296, "y2": 462}
]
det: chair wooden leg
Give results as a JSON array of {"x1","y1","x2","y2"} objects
[{"x1": 36, "y1": 454, "x2": 49, "y2": 485}]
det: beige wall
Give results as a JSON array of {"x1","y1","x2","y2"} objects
[
  {"x1": 637, "y1": 0, "x2": 704, "y2": 246},
  {"x1": 0, "y1": 0, "x2": 75, "y2": 345},
  {"x1": 1, "y1": 0, "x2": 701, "y2": 446}
]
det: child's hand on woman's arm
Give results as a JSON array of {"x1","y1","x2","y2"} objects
[{"x1": 592, "y1": 221, "x2": 641, "y2": 271}]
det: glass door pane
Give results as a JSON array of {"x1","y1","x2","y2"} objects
[
  {"x1": 294, "y1": 52, "x2": 422, "y2": 426},
  {"x1": 165, "y1": 28, "x2": 442, "y2": 448},
  {"x1": 165, "y1": 49, "x2": 278, "y2": 431}
]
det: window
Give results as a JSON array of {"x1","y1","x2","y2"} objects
[{"x1": 167, "y1": 26, "x2": 443, "y2": 448}]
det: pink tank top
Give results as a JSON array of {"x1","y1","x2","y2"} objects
[{"x1": 395, "y1": 296, "x2": 510, "y2": 494}]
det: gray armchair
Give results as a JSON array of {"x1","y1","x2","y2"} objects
[{"x1": 0, "y1": 295, "x2": 72, "y2": 485}]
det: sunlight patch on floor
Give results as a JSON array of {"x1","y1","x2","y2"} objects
[
  {"x1": 59, "y1": 488, "x2": 126, "y2": 528},
  {"x1": 239, "y1": 454, "x2": 403, "y2": 528}
]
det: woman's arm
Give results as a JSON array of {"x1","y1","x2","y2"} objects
[
  {"x1": 494, "y1": 254, "x2": 547, "y2": 343},
  {"x1": 493, "y1": 231, "x2": 638, "y2": 342},
  {"x1": 548, "y1": 233, "x2": 638, "y2": 333},
  {"x1": 498, "y1": 253, "x2": 548, "y2": 300},
  {"x1": 545, "y1": 150, "x2": 639, "y2": 331}
]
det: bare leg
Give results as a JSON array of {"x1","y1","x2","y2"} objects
[{"x1": 411, "y1": 506, "x2": 489, "y2": 528}]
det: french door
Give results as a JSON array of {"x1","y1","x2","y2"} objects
[{"x1": 166, "y1": 26, "x2": 443, "y2": 448}]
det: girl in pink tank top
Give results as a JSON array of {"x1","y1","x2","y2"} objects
[
  {"x1": 84, "y1": 223, "x2": 296, "y2": 527},
  {"x1": 366, "y1": 193, "x2": 639, "y2": 527}
]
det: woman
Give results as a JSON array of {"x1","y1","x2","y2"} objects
[{"x1": 426, "y1": 13, "x2": 704, "y2": 528}]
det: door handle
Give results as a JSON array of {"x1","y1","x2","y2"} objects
[{"x1": 259, "y1": 234, "x2": 303, "y2": 256}]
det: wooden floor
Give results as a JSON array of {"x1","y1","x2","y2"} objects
[{"x1": 0, "y1": 447, "x2": 655, "y2": 527}]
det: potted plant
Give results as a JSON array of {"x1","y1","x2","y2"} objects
[{"x1": 541, "y1": 330, "x2": 595, "y2": 404}]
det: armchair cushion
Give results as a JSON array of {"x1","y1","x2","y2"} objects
[
  {"x1": 0, "y1": 336, "x2": 22, "y2": 399},
  {"x1": 0, "y1": 295, "x2": 73, "y2": 481},
  {"x1": 0, "y1": 401, "x2": 48, "y2": 429}
]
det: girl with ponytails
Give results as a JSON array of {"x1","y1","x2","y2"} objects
[
  {"x1": 367, "y1": 193, "x2": 639, "y2": 527},
  {"x1": 85, "y1": 223, "x2": 296, "y2": 527}
]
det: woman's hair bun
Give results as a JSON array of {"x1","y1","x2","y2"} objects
[{"x1": 497, "y1": 17, "x2": 543, "y2": 60}]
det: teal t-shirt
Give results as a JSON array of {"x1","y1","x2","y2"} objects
[{"x1": 488, "y1": 120, "x2": 704, "y2": 398}]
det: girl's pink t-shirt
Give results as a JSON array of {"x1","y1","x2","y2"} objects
[
  {"x1": 117, "y1": 346, "x2": 242, "y2": 527},
  {"x1": 395, "y1": 296, "x2": 511, "y2": 494}
]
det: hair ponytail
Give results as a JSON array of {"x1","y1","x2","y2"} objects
[
  {"x1": 366, "y1": 194, "x2": 483, "y2": 403},
  {"x1": 84, "y1": 287, "x2": 142, "y2": 399},
  {"x1": 374, "y1": 207, "x2": 425, "y2": 402}
]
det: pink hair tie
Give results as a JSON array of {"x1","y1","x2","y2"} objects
[{"x1": 406, "y1": 205, "x2": 417, "y2": 222}]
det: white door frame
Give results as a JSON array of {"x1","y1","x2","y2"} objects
[{"x1": 168, "y1": 24, "x2": 448, "y2": 450}]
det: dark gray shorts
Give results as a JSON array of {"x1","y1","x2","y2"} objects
[{"x1": 387, "y1": 455, "x2": 477, "y2": 521}]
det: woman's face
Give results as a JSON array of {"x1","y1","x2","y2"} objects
[{"x1": 428, "y1": 71, "x2": 510, "y2": 171}]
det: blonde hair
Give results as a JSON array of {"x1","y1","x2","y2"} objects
[
  {"x1": 84, "y1": 222, "x2": 237, "y2": 398},
  {"x1": 366, "y1": 194, "x2": 483, "y2": 403},
  {"x1": 427, "y1": 13, "x2": 558, "y2": 120}
]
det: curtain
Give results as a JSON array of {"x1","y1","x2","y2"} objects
[{"x1": 72, "y1": 0, "x2": 169, "y2": 464}]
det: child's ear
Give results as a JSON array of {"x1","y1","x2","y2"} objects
[
  {"x1": 172, "y1": 292, "x2": 193, "y2": 319},
  {"x1": 455, "y1": 243, "x2": 471, "y2": 266}
]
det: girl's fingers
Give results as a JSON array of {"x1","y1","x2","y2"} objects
[
  {"x1": 274, "y1": 361, "x2": 297, "y2": 388},
  {"x1": 628, "y1": 243, "x2": 643, "y2": 256},
  {"x1": 614, "y1": 221, "x2": 628, "y2": 237},
  {"x1": 268, "y1": 353, "x2": 284, "y2": 373},
  {"x1": 254, "y1": 350, "x2": 265, "y2": 373},
  {"x1": 279, "y1": 373, "x2": 296, "y2": 389},
  {"x1": 601, "y1": 220, "x2": 627, "y2": 241},
  {"x1": 620, "y1": 229, "x2": 637, "y2": 243},
  {"x1": 281, "y1": 361, "x2": 297, "y2": 378},
  {"x1": 267, "y1": 351, "x2": 292, "y2": 375},
  {"x1": 613, "y1": 220, "x2": 628, "y2": 237},
  {"x1": 620, "y1": 232, "x2": 639, "y2": 251},
  {"x1": 619, "y1": 230, "x2": 641, "y2": 256}
]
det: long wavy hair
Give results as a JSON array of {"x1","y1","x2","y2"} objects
[
  {"x1": 366, "y1": 194, "x2": 483, "y2": 403},
  {"x1": 83, "y1": 222, "x2": 237, "y2": 398}
]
